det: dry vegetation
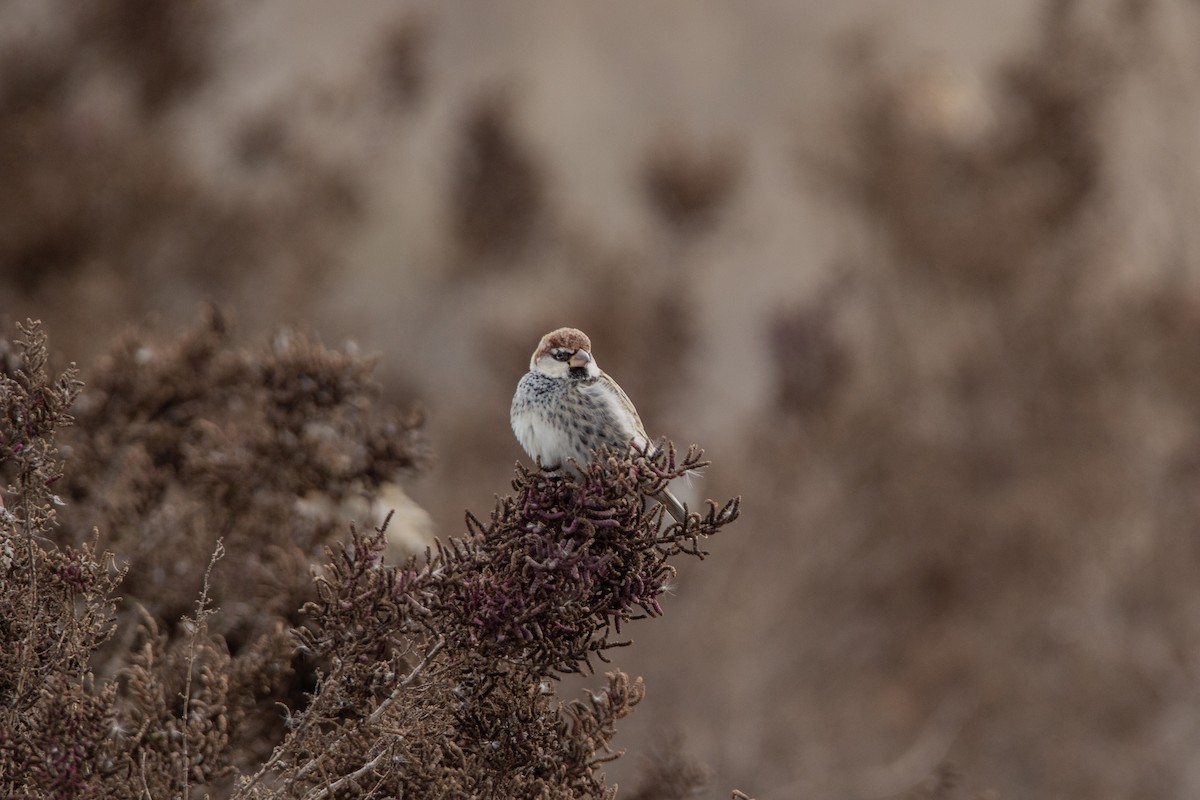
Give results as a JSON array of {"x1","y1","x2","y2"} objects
[
  {"x1": 0, "y1": 317, "x2": 738, "y2": 799},
  {"x1": 5, "y1": 0, "x2": 1200, "y2": 798}
]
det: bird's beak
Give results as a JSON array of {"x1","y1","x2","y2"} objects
[{"x1": 568, "y1": 350, "x2": 592, "y2": 368}]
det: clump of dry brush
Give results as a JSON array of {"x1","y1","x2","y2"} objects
[
  {"x1": 0, "y1": 321, "x2": 123, "y2": 800},
  {"x1": 0, "y1": 317, "x2": 739, "y2": 800},
  {"x1": 248, "y1": 446, "x2": 736, "y2": 800}
]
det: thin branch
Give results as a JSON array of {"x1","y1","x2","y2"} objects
[
  {"x1": 181, "y1": 538, "x2": 225, "y2": 800},
  {"x1": 292, "y1": 637, "x2": 446, "y2": 784},
  {"x1": 140, "y1": 750, "x2": 153, "y2": 800},
  {"x1": 238, "y1": 636, "x2": 444, "y2": 798},
  {"x1": 300, "y1": 751, "x2": 386, "y2": 800}
]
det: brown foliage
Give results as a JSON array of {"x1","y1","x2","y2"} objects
[
  {"x1": 240, "y1": 445, "x2": 736, "y2": 799},
  {"x1": 0, "y1": 318, "x2": 740, "y2": 799},
  {"x1": 0, "y1": 321, "x2": 123, "y2": 799},
  {"x1": 58, "y1": 310, "x2": 427, "y2": 648}
]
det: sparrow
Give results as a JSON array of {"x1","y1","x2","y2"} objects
[{"x1": 510, "y1": 327, "x2": 688, "y2": 524}]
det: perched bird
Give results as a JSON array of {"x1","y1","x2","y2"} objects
[{"x1": 510, "y1": 327, "x2": 688, "y2": 523}]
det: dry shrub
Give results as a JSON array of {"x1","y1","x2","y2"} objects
[
  {"x1": 1, "y1": 315, "x2": 429, "y2": 796},
  {"x1": 57, "y1": 310, "x2": 426, "y2": 650},
  {"x1": 0, "y1": 318, "x2": 741, "y2": 799},
  {"x1": 238, "y1": 446, "x2": 737, "y2": 800},
  {"x1": 0, "y1": 321, "x2": 125, "y2": 799}
]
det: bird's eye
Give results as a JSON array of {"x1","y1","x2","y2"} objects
[{"x1": 552, "y1": 350, "x2": 571, "y2": 362}]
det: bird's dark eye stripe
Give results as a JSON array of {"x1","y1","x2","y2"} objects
[{"x1": 551, "y1": 350, "x2": 571, "y2": 362}]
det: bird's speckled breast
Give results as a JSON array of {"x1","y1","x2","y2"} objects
[{"x1": 510, "y1": 371, "x2": 632, "y2": 470}]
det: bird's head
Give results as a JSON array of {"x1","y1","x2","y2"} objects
[{"x1": 530, "y1": 327, "x2": 599, "y2": 380}]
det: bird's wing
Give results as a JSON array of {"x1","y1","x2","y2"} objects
[{"x1": 580, "y1": 371, "x2": 651, "y2": 451}]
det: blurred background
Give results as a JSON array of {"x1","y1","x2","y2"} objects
[{"x1": 5, "y1": 0, "x2": 1200, "y2": 797}]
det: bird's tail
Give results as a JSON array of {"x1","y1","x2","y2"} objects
[{"x1": 654, "y1": 486, "x2": 688, "y2": 525}]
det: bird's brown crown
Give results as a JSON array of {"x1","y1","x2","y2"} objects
[{"x1": 534, "y1": 327, "x2": 593, "y2": 359}]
